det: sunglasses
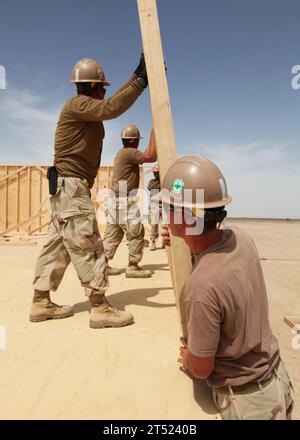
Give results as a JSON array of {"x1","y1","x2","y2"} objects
[
  {"x1": 163, "y1": 202, "x2": 205, "y2": 218},
  {"x1": 163, "y1": 202, "x2": 191, "y2": 214}
]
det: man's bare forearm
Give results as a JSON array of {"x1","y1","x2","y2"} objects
[{"x1": 143, "y1": 128, "x2": 157, "y2": 163}]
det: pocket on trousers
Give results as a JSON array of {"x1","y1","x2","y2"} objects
[{"x1": 64, "y1": 213, "x2": 101, "y2": 250}]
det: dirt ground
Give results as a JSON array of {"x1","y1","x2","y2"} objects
[{"x1": 0, "y1": 219, "x2": 299, "y2": 420}]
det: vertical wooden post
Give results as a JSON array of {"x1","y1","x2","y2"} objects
[{"x1": 137, "y1": 0, "x2": 192, "y2": 337}]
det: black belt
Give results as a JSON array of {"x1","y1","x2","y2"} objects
[
  {"x1": 58, "y1": 174, "x2": 91, "y2": 189},
  {"x1": 216, "y1": 370, "x2": 277, "y2": 395}
]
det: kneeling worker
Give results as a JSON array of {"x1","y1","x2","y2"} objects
[
  {"x1": 103, "y1": 125, "x2": 157, "y2": 278},
  {"x1": 161, "y1": 156, "x2": 294, "y2": 420}
]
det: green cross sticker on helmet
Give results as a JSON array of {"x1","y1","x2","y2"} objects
[
  {"x1": 172, "y1": 178, "x2": 185, "y2": 194},
  {"x1": 161, "y1": 156, "x2": 232, "y2": 209}
]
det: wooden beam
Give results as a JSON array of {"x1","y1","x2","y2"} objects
[
  {"x1": 0, "y1": 209, "x2": 48, "y2": 236},
  {"x1": 0, "y1": 165, "x2": 28, "y2": 185},
  {"x1": 284, "y1": 316, "x2": 300, "y2": 334},
  {"x1": 34, "y1": 166, "x2": 48, "y2": 176},
  {"x1": 137, "y1": 0, "x2": 192, "y2": 337},
  {"x1": 28, "y1": 220, "x2": 50, "y2": 235},
  {"x1": 0, "y1": 194, "x2": 48, "y2": 236}
]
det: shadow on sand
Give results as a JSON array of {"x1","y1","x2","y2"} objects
[
  {"x1": 73, "y1": 287, "x2": 218, "y2": 417},
  {"x1": 73, "y1": 286, "x2": 175, "y2": 314}
]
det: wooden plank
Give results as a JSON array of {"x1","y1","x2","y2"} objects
[
  {"x1": 0, "y1": 241, "x2": 38, "y2": 247},
  {"x1": 28, "y1": 220, "x2": 50, "y2": 235},
  {"x1": 0, "y1": 209, "x2": 48, "y2": 236},
  {"x1": 0, "y1": 165, "x2": 28, "y2": 185},
  {"x1": 1, "y1": 190, "x2": 48, "y2": 236},
  {"x1": 34, "y1": 165, "x2": 48, "y2": 176},
  {"x1": 284, "y1": 317, "x2": 300, "y2": 334},
  {"x1": 137, "y1": 0, "x2": 192, "y2": 337}
]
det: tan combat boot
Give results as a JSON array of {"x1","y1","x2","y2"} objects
[
  {"x1": 125, "y1": 263, "x2": 152, "y2": 278},
  {"x1": 107, "y1": 264, "x2": 122, "y2": 276},
  {"x1": 105, "y1": 257, "x2": 122, "y2": 276},
  {"x1": 29, "y1": 290, "x2": 74, "y2": 322},
  {"x1": 150, "y1": 240, "x2": 156, "y2": 251},
  {"x1": 89, "y1": 294, "x2": 134, "y2": 329}
]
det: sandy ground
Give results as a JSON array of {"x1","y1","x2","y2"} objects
[{"x1": 0, "y1": 219, "x2": 299, "y2": 420}]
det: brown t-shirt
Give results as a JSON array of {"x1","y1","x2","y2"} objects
[
  {"x1": 111, "y1": 147, "x2": 145, "y2": 195},
  {"x1": 183, "y1": 226, "x2": 280, "y2": 388},
  {"x1": 54, "y1": 75, "x2": 144, "y2": 187}
]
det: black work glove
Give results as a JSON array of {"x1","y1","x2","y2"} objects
[{"x1": 134, "y1": 52, "x2": 148, "y2": 88}]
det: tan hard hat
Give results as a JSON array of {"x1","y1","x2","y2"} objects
[
  {"x1": 161, "y1": 156, "x2": 232, "y2": 210},
  {"x1": 121, "y1": 124, "x2": 142, "y2": 139},
  {"x1": 71, "y1": 58, "x2": 110, "y2": 86}
]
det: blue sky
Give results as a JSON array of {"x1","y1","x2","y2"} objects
[{"x1": 0, "y1": 0, "x2": 299, "y2": 218}]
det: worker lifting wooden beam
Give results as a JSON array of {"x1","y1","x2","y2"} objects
[{"x1": 137, "y1": 0, "x2": 192, "y2": 337}]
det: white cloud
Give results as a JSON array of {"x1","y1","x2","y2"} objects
[
  {"x1": 0, "y1": 88, "x2": 123, "y2": 165},
  {"x1": 1, "y1": 88, "x2": 299, "y2": 218},
  {"x1": 183, "y1": 141, "x2": 300, "y2": 218},
  {"x1": 0, "y1": 89, "x2": 59, "y2": 163}
]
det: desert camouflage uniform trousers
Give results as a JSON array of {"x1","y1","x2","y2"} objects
[
  {"x1": 103, "y1": 196, "x2": 145, "y2": 264},
  {"x1": 33, "y1": 177, "x2": 108, "y2": 297},
  {"x1": 212, "y1": 359, "x2": 294, "y2": 420},
  {"x1": 148, "y1": 198, "x2": 162, "y2": 241}
]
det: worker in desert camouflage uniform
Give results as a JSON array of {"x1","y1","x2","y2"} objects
[
  {"x1": 30, "y1": 55, "x2": 149, "y2": 329},
  {"x1": 103, "y1": 124, "x2": 157, "y2": 278},
  {"x1": 161, "y1": 156, "x2": 294, "y2": 420},
  {"x1": 147, "y1": 164, "x2": 164, "y2": 251}
]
